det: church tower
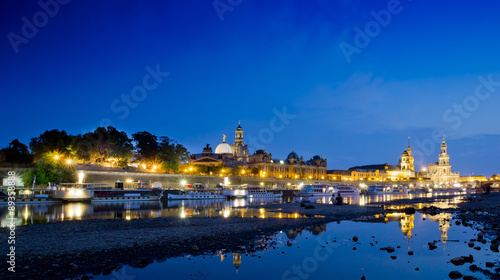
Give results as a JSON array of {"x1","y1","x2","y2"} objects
[
  {"x1": 231, "y1": 122, "x2": 249, "y2": 162},
  {"x1": 400, "y1": 137, "x2": 415, "y2": 172},
  {"x1": 439, "y1": 135, "x2": 450, "y2": 165},
  {"x1": 407, "y1": 136, "x2": 414, "y2": 171}
]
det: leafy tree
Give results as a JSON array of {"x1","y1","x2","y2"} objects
[
  {"x1": 23, "y1": 160, "x2": 76, "y2": 186},
  {"x1": 251, "y1": 167, "x2": 260, "y2": 175},
  {"x1": 0, "y1": 139, "x2": 34, "y2": 164},
  {"x1": 75, "y1": 127, "x2": 133, "y2": 166},
  {"x1": 158, "y1": 136, "x2": 189, "y2": 172},
  {"x1": 132, "y1": 131, "x2": 159, "y2": 162},
  {"x1": 30, "y1": 129, "x2": 73, "y2": 160},
  {"x1": 230, "y1": 166, "x2": 242, "y2": 175}
]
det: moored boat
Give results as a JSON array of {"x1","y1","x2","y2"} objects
[
  {"x1": 222, "y1": 186, "x2": 248, "y2": 198},
  {"x1": 244, "y1": 185, "x2": 283, "y2": 198},
  {"x1": 334, "y1": 185, "x2": 361, "y2": 195},
  {"x1": 167, "y1": 189, "x2": 225, "y2": 200},
  {"x1": 367, "y1": 185, "x2": 409, "y2": 195},
  {"x1": 296, "y1": 184, "x2": 336, "y2": 197}
]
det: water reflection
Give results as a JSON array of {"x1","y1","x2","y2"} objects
[
  {"x1": 1, "y1": 191, "x2": 467, "y2": 227},
  {"x1": 0, "y1": 197, "x2": 289, "y2": 227},
  {"x1": 92, "y1": 212, "x2": 492, "y2": 280}
]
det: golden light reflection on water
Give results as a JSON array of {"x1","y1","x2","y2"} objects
[{"x1": 1, "y1": 191, "x2": 470, "y2": 227}]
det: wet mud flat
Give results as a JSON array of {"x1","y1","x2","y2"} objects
[{"x1": 0, "y1": 204, "x2": 384, "y2": 280}]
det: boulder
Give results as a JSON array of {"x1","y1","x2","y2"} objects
[
  {"x1": 450, "y1": 257, "x2": 465, "y2": 266},
  {"x1": 448, "y1": 271, "x2": 463, "y2": 279},
  {"x1": 386, "y1": 246, "x2": 395, "y2": 253},
  {"x1": 353, "y1": 236, "x2": 359, "y2": 242}
]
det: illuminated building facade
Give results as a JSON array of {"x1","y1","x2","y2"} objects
[
  {"x1": 248, "y1": 150, "x2": 327, "y2": 180},
  {"x1": 427, "y1": 136, "x2": 459, "y2": 186},
  {"x1": 190, "y1": 123, "x2": 250, "y2": 167},
  {"x1": 328, "y1": 139, "x2": 416, "y2": 182}
]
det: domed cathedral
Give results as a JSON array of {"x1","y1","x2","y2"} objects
[
  {"x1": 189, "y1": 122, "x2": 249, "y2": 168},
  {"x1": 230, "y1": 122, "x2": 249, "y2": 162},
  {"x1": 399, "y1": 136, "x2": 415, "y2": 174},
  {"x1": 215, "y1": 134, "x2": 233, "y2": 154},
  {"x1": 427, "y1": 136, "x2": 460, "y2": 186}
]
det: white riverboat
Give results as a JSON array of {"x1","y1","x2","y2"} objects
[
  {"x1": 334, "y1": 185, "x2": 361, "y2": 195},
  {"x1": 167, "y1": 189, "x2": 225, "y2": 200},
  {"x1": 0, "y1": 188, "x2": 60, "y2": 205},
  {"x1": 367, "y1": 185, "x2": 409, "y2": 195},
  {"x1": 296, "y1": 184, "x2": 336, "y2": 197},
  {"x1": 222, "y1": 186, "x2": 248, "y2": 198},
  {"x1": 89, "y1": 187, "x2": 162, "y2": 202},
  {"x1": 245, "y1": 186, "x2": 283, "y2": 198}
]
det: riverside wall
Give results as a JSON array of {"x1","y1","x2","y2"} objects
[{"x1": 1, "y1": 166, "x2": 434, "y2": 189}]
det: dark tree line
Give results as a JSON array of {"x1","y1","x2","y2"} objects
[{"x1": 1, "y1": 127, "x2": 189, "y2": 173}]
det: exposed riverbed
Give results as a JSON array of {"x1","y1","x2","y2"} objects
[{"x1": 2, "y1": 192, "x2": 499, "y2": 280}]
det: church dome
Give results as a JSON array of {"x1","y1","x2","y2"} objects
[
  {"x1": 215, "y1": 142, "x2": 233, "y2": 154},
  {"x1": 287, "y1": 151, "x2": 299, "y2": 160}
]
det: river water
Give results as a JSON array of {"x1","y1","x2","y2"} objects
[
  {"x1": 89, "y1": 212, "x2": 497, "y2": 280},
  {"x1": 1, "y1": 191, "x2": 466, "y2": 228}
]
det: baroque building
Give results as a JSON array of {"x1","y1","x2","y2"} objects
[
  {"x1": 248, "y1": 150, "x2": 327, "y2": 180},
  {"x1": 230, "y1": 122, "x2": 249, "y2": 162},
  {"x1": 339, "y1": 138, "x2": 416, "y2": 181},
  {"x1": 427, "y1": 136, "x2": 459, "y2": 185},
  {"x1": 189, "y1": 123, "x2": 250, "y2": 167},
  {"x1": 399, "y1": 137, "x2": 415, "y2": 174}
]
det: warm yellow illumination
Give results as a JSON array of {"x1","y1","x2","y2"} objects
[
  {"x1": 66, "y1": 159, "x2": 72, "y2": 165},
  {"x1": 260, "y1": 182, "x2": 264, "y2": 186},
  {"x1": 241, "y1": 170, "x2": 245, "y2": 174},
  {"x1": 142, "y1": 164, "x2": 146, "y2": 169},
  {"x1": 189, "y1": 167, "x2": 193, "y2": 171},
  {"x1": 184, "y1": 169, "x2": 188, "y2": 172},
  {"x1": 78, "y1": 171, "x2": 84, "y2": 184},
  {"x1": 126, "y1": 179, "x2": 132, "y2": 183},
  {"x1": 54, "y1": 155, "x2": 60, "y2": 160}
]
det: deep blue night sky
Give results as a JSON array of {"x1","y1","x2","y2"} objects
[{"x1": 1, "y1": 0, "x2": 499, "y2": 176}]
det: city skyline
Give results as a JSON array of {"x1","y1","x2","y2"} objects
[{"x1": 2, "y1": 0, "x2": 499, "y2": 176}]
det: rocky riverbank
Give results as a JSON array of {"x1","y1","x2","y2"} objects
[{"x1": 0, "y1": 203, "x2": 384, "y2": 280}]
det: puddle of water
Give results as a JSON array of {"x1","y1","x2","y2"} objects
[{"x1": 91, "y1": 213, "x2": 499, "y2": 280}]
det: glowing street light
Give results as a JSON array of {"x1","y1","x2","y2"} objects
[
  {"x1": 54, "y1": 155, "x2": 60, "y2": 160},
  {"x1": 66, "y1": 159, "x2": 73, "y2": 165}
]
